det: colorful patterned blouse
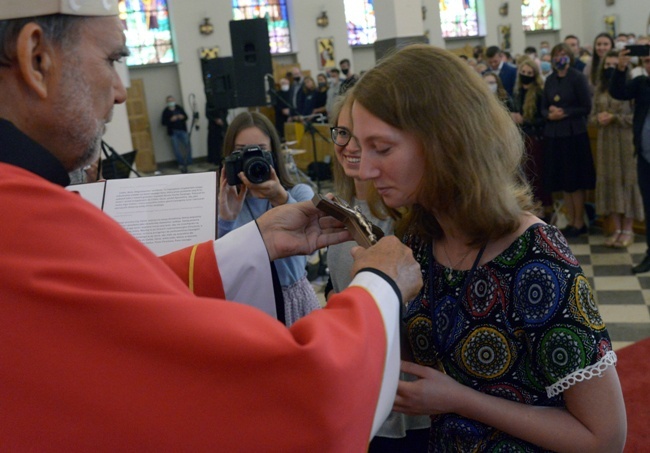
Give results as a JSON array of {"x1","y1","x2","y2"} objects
[{"x1": 403, "y1": 223, "x2": 616, "y2": 452}]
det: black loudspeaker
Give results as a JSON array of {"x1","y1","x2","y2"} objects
[
  {"x1": 201, "y1": 56, "x2": 236, "y2": 112},
  {"x1": 229, "y1": 18, "x2": 272, "y2": 107}
]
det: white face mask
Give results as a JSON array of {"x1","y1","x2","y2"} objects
[
  {"x1": 487, "y1": 83, "x2": 498, "y2": 94},
  {"x1": 628, "y1": 38, "x2": 636, "y2": 45},
  {"x1": 630, "y1": 56, "x2": 640, "y2": 65},
  {"x1": 615, "y1": 41, "x2": 627, "y2": 50},
  {"x1": 280, "y1": 84, "x2": 290, "y2": 92}
]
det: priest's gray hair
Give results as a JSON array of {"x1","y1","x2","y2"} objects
[{"x1": 0, "y1": 15, "x2": 84, "y2": 67}]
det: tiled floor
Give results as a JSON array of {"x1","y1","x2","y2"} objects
[
  {"x1": 566, "y1": 228, "x2": 650, "y2": 351},
  {"x1": 151, "y1": 161, "x2": 650, "y2": 352}
]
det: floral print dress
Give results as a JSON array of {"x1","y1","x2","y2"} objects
[{"x1": 403, "y1": 223, "x2": 616, "y2": 452}]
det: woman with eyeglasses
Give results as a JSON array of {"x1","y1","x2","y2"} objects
[
  {"x1": 324, "y1": 96, "x2": 394, "y2": 299},
  {"x1": 218, "y1": 111, "x2": 320, "y2": 326},
  {"x1": 324, "y1": 93, "x2": 430, "y2": 453}
]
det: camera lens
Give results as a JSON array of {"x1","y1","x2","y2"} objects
[{"x1": 244, "y1": 158, "x2": 271, "y2": 184}]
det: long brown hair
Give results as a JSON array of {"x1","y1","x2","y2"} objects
[
  {"x1": 352, "y1": 44, "x2": 534, "y2": 245},
  {"x1": 590, "y1": 32, "x2": 615, "y2": 86}
]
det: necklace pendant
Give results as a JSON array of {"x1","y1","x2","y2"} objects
[{"x1": 446, "y1": 268, "x2": 453, "y2": 281}]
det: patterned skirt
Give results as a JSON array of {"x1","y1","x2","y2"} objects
[{"x1": 282, "y1": 275, "x2": 321, "y2": 326}]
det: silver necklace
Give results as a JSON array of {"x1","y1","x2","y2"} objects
[{"x1": 442, "y1": 241, "x2": 473, "y2": 281}]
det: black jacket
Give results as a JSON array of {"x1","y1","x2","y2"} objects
[
  {"x1": 609, "y1": 69, "x2": 650, "y2": 155},
  {"x1": 541, "y1": 67, "x2": 592, "y2": 138}
]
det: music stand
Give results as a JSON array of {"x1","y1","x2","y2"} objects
[{"x1": 101, "y1": 141, "x2": 141, "y2": 179}]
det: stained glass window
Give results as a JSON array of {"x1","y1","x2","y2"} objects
[
  {"x1": 439, "y1": 0, "x2": 479, "y2": 38},
  {"x1": 521, "y1": 0, "x2": 554, "y2": 31},
  {"x1": 344, "y1": 0, "x2": 376, "y2": 46},
  {"x1": 232, "y1": 0, "x2": 291, "y2": 54},
  {"x1": 118, "y1": 0, "x2": 175, "y2": 66}
]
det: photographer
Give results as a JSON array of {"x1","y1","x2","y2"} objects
[{"x1": 218, "y1": 112, "x2": 320, "y2": 325}]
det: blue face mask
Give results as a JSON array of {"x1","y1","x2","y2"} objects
[
  {"x1": 540, "y1": 61, "x2": 552, "y2": 73},
  {"x1": 553, "y1": 56, "x2": 570, "y2": 71},
  {"x1": 540, "y1": 47, "x2": 550, "y2": 56}
]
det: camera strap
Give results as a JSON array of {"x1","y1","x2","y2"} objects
[{"x1": 245, "y1": 199, "x2": 286, "y2": 325}]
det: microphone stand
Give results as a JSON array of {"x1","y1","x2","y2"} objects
[
  {"x1": 101, "y1": 140, "x2": 141, "y2": 178},
  {"x1": 301, "y1": 114, "x2": 330, "y2": 195}
]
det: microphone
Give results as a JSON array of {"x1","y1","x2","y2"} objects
[{"x1": 264, "y1": 73, "x2": 274, "y2": 105}]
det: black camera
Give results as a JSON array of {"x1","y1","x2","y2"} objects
[{"x1": 224, "y1": 145, "x2": 274, "y2": 185}]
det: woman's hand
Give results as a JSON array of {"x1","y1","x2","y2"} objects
[
  {"x1": 511, "y1": 112, "x2": 523, "y2": 124},
  {"x1": 597, "y1": 111, "x2": 613, "y2": 126},
  {"x1": 547, "y1": 105, "x2": 566, "y2": 121},
  {"x1": 617, "y1": 48, "x2": 631, "y2": 71},
  {"x1": 393, "y1": 361, "x2": 467, "y2": 417},
  {"x1": 240, "y1": 167, "x2": 288, "y2": 207},
  {"x1": 218, "y1": 167, "x2": 247, "y2": 221}
]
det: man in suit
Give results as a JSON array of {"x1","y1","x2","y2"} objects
[{"x1": 485, "y1": 45, "x2": 517, "y2": 96}]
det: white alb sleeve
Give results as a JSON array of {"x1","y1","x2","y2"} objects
[
  {"x1": 213, "y1": 221, "x2": 277, "y2": 318},
  {"x1": 349, "y1": 271, "x2": 401, "y2": 438}
]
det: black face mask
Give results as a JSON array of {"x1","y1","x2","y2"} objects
[
  {"x1": 341, "y1": 68, "x2": 350, "y2": 76},
  {"x1": 293, "y1": 76, "x2": 301, "y2": 83},
  {"x1": 603, "y1": 67, "x2": 616, "y2": 81},
  {"x1": 519, "y1": 74, "x2": 535, "y2": 85}
]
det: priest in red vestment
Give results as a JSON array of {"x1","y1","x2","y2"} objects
[{"x1": 0, "y1": 2, "x2": 423, "y2": 451}]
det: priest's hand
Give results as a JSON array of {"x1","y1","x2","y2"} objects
[
  {"x1": 350, "y1": 236, "x2": 422, "y2": 304},
  {"x1": 256, "y1": 200, "x2": 352, "y2": 261}
]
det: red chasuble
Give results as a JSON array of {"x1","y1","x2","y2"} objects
[{"x1": 0, "y1": 163, "x2": 392, "y2": 451}]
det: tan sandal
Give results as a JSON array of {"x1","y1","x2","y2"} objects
[
  {"x1": 615, "y1": 230, "x2": 634, "y2": 248},
  {"x1": 604, "y1": 230, "x2": 621, "y2": 247}
]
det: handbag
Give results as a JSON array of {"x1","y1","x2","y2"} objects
[{"x1": 550, "y1": 199, "x2": 569, "y2": 229}]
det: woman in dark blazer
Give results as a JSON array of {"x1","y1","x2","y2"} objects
[{"x1": 542, "y1": 43, "x2": 595, "y2": 237}]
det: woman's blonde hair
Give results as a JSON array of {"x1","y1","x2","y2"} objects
[
  {"x1": 352, "y1": 44, "x2": 534, "y2": 245},
  {"x1": 514, "y1": 57, "x2": 544, "y2": 122}
]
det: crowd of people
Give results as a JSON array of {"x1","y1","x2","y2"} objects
[
  {"x1": 464, "y1": 34, "x2": 649, "y2": 277},
  {"x1": 273, "y1": 58, "x2": 360, "y2": 136}
]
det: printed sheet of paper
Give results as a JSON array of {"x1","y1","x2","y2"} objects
[
  {"x1": 67, "y1": 181, "x2": 106, "y2": 210},
  {"x1": 100, "y1": 173, "x2": 216, "y2": 256}
]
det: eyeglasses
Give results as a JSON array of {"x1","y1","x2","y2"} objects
[{"x1": 330, "y1": 126, "x2": 357, "y2": 147}]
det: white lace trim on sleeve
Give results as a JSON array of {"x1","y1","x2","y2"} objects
[{"x1": 546, "y1": 350, "x2": 617, "y2": 398}]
